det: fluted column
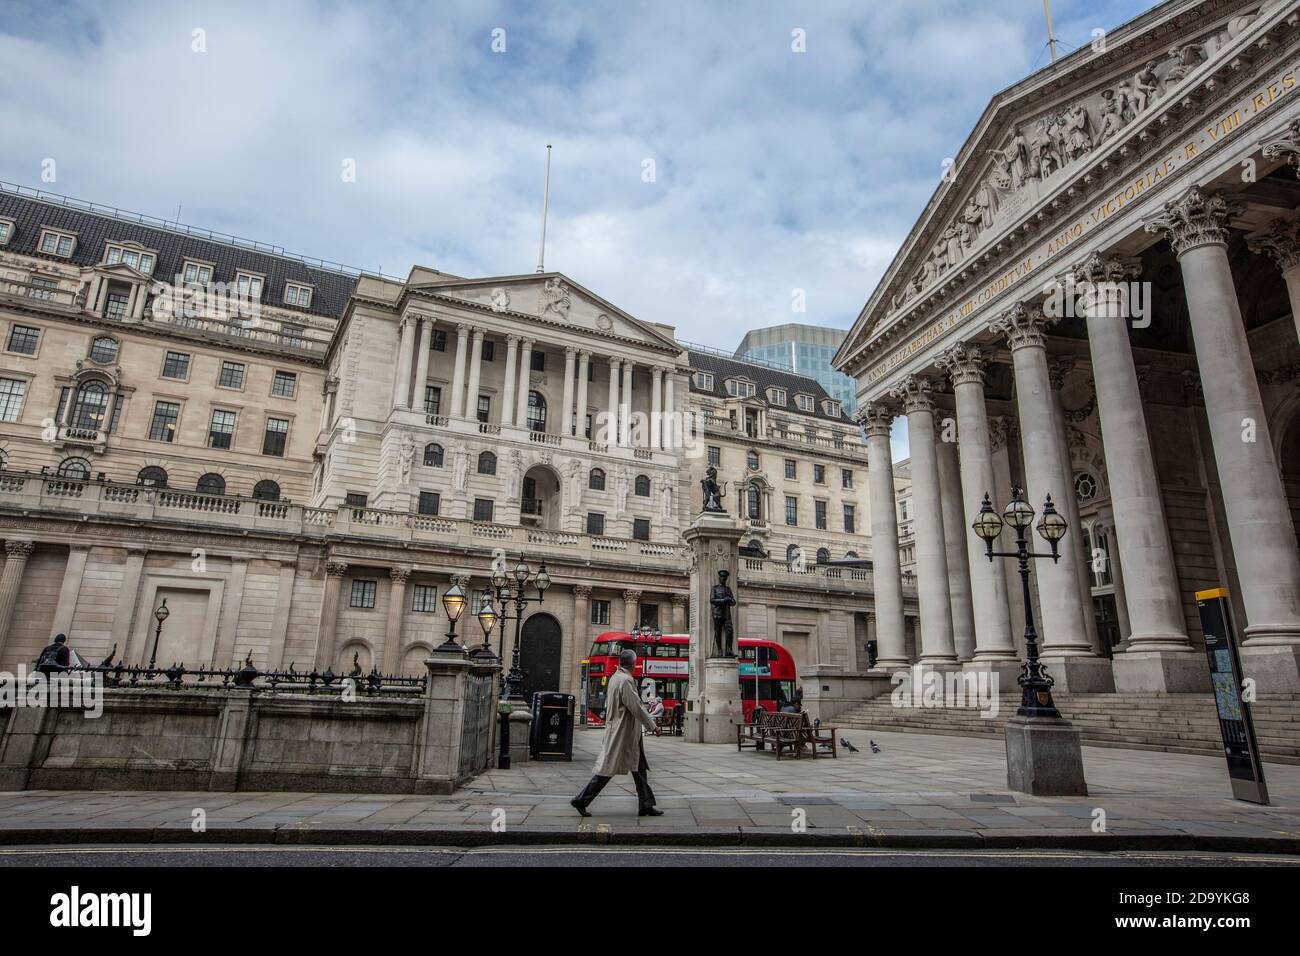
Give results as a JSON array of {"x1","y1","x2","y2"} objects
[
  {"x1": 313, "y1": 561, "x2": 349, "y2": 670},
  {"x1": 449, "y1": 324, "x2": 471, "y2": 419},
  {"x1": 890, "y1": 375, "x2": 957, "y2": 665},
  {"x1": 1248, "y1": 217, "x2": 1300, "y2": 345},
  {"x1": 861, "y1": 403, "x2": 908, "y2": 668},
  {"x1": 566, "y1": 585, "x2": 591, "y2": 694},
  {"x1": 516, "y1": 338, "x2": 534, "y2": 426},
  {"x1": 561, "y1": 346, "x2": 577, "y2": 437},
  {"x1": 392, "y1": 314, "x2": 418, "y2": 410},
  {"x1": 607, "y1": 358, "x2": 621, "y2": 444},
  {"x1": 0, "y1": 539, "x2": 35, "y2": 662},
  {"x1": 664, "y1": 371, "x2": 676, "y2": 449},
  {"x1": 1072, "y1": 252, "x2": 1200, "y2": 689},
  {"x1": 937, "y1": 345, "x2": 1019, "y2": 666},
  {"x1": 935, "y1": 426, "x2": 976, "y2": 661},
  {"x1": 575, "y1": 351, "x2": 591, "y2": 440},
  {"x1": 622, "y1": 589, "x2": 641, "y2": 631},
  {"x1": 413, "y1": 315, "x2": 433, "y2": 409},
  {"x1": 989, "y1": 416, "x2": 1030, "y2": 654},
  {"x1": 990, "y1": 304, "x2": 1096, "y2": 664},
  {"x1": 650, "y1": 365, "x2": 664, "y2": 449},
  {"x1": 621, "y1": 360, "x2": 634, "y2": 446},
  {"x1": 671, "y1": 593, "x2": 687, "y2": 633},
  {"x1": 1147, "y1": 187, "x2": 1300, "y2": 687},
  {"x1": 382, "y1": 567, "x2": 410, "y2": 675},
  {"x1": 501, "y1": 334, "x2": 519, "y2": 426}
]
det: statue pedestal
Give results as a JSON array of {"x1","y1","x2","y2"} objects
[{"x1": 682, "y1": 510, "x2": 745, "y2": 743}]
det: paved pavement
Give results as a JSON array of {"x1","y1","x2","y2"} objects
[{"x1": 2, "y1": 728, "x2": 1299, "y2": 851}]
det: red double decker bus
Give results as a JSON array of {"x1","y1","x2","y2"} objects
[{"x1": 579, "y1": 631, "x2": 797, "y2": 725}]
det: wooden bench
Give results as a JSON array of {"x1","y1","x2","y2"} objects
[
  {"x1": 738, "y1": 711, "x2": 838, "y2": 759},
  {"x1": 653, "y1": 703, "x2": 682, "y2": 737},
  {"x1": 736, "y1": 710, "x2": 775, "y2": 751}
]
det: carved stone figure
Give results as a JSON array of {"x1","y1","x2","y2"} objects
[
  {"x1": 614, "y1": 467, "x2": 630, "y2": 509},
  {"x1": 540, "y1": 277, "x2": 572, "y2": 321},
  {"x1": 490, "y1": 287, "x2": 510, "y2": 312},
  {"x1": 1133, "y1": 61, "x2": 1161, "y2": 112},
  {"x1": 1099, "y1": 89, "x2": 1125, "y2": 141},
  {"x1": 942, "y1": 224, "x2": 963, "y2": 269},
  {"x1": 398, "y1": 434, "x2": 415, "y2": 483},
  {"x1": 700, "y1": 466, "x2": 725, "y2": 513},
  {"x1": 1066, "y1": 104, "x2": 1095, "y2": 161},
  {"x1": 452, "y1": 448, "x2": 470, "y2": 493},
  {"x1": 660, "y1": 481, "x2": 673, "y2": 521},
  {"x1": 709, "y1": 570, "x2": 736, "y2": 658},
  {"x1": 1165, "y1": 42, "x2": 1204, "y2": 84}
]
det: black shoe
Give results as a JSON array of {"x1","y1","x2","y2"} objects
[
  {"x1": 570, "y1": 799, "x2": 592, "y2": 817},
  {"x1": 639, "y1": 806, "x2": 664, "y2": 817}
]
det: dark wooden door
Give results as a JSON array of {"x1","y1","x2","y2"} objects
[{"x1": 519, "y1": 613, "x2": 563, "y2": 701}]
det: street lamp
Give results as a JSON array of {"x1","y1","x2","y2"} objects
[
  {"x1": 489, "y1": 556, "x2": 550, "y2": 702},
  {"x1": 148, "y1": 598, "x2": 170, "y2": 669},
  {"x1": 971, "y1": 485, "x2": 1067, "y2": 718},
  {"x1": 472, "y1": 590, "x2": 499, "y2": 661},
  {"x1": 437, "y1": 582, "x2": 467, "y2": 653}
]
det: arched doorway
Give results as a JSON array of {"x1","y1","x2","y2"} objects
[
  {"x1": 521, "y1": 464, "x2": 561, "y2": 530},
  {"x1": 518, "y1": 612, "x2": 562, "y2": 701}
]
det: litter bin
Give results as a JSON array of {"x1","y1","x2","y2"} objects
[{"x1": 530, "y1": 692, "x2": 575, "y2": 761}]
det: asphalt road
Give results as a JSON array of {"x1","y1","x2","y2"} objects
[{"x1": 1, "y1": 845, "x2": 1297, "y2": 866}]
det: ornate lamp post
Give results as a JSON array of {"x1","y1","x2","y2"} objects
[
  {"x1": 472, "y1": 589, "x2": 500, "y2": 661},
  {"x1": 971, "y1": 485, "x2": 1069, "y2": 718},
  {"x1": 147, "y1": 598, "x2": 170, "y2": 669},
  {"x1": 488, "y1": 556, "x2": 551, "y2": 702},
  {"x1": 437, "y1": 582, "x2": 468, "y2": 653}
]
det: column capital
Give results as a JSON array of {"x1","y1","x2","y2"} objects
[
  {"x1": 608, "y1": 355, "x2": 621, "y2": 368},
  {"x1": 889, "y1": 374, "x2": 935, "y2": 415},
  {"x1": 450, "y1": 573, "x2": 473, "y2": 589},
  {"x1": 470, "y1": 328, "x2": 485, "y2": 341},
  {"x1": 4, "y1": 539, "x2": 35, "y2": 559},
  {"x1": 564, "y1": 345, "x2": 577, "y2": 358},
  {"x1": 990, "y1": 302, "x2": 1053, "y2": 352},
  {"x1": 389, "y1": 566, "x2": 412, "y2": 584},
  {"x1": 506, "y1": 333, "x2": 521, "y2": 347},
  {"x1": 856, "y1": 401, "x2": 896, "y2": 438},
  {"x1": 1260, "y1": 118, "x2": 1300, "y2": 178},
  {"x1": 1069, "y1": 251, "x2": 1141, "y2": 285},
  {"x1": 622, "y1": 588, "x2": 642, "y2": 603},
  {"x1": 1144, "y1": 186, "x2": 1242, "y2": 256},
  {"x1": 400, "y1": 310, "x2": 431, "y2": 329},
  {"x1": 519, "y1": 337, "x2": 535, "y2": 349},
  {"x1": 670, "y1": 593, "x2": 688, "y2": 608},
  {"x1": 935, "y1": 342, "x2": 987, "y2": 388},
  {"x1": 1247, "y1": 217, "x2": 1300, "y2": 272},
  {"x1": 325, "y1": 561, "x2": 349, "y2": 577},
  {"x1": 455, "y1": 323, "x2": 472, "y2": 336},
  {"x1": 578, "y1": 349, "x2": 592, "y2": 361},
  {"x1": 573, "y1": 584, "x2": 593, "y2": 599}
]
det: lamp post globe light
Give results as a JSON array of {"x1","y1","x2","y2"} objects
[
  {"x1": 148, "y1": 598, "x2": 170, "y2": 669},
  {"x1": 472, "y1": 590, "x2": 499, "y2": 661},
  {"x1": 437, "y1": 582, "x2": 468, "y2": 653},
  {"x1": 971, "y1": 486, "x2": 1067, "y2": 719}
]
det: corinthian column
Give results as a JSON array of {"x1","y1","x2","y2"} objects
[
  {"x1": 1071, "y1": 252, "x2": 1202, "y2": 691},
  {"x1": 889, "y1": 376, "x2": 957, "y2": 666},
  {"x1": 392, "y1": 314, "x2": 418, "y2": 411},
  {"x1": 464, "y1": 329, "x2": 486, "y2": 421},
  {"x1": 936, "y1": 345, "x2": 1019, "y2": 673},
  {"x1": 413, "y1": 315, "x2": 433, "y2": 408},
  {"x1": 501, "y1": 334, "x2": 520, "y2": 426},
  {"x1": 382, "y1": 567, "x2": 410, "y2": 674},
  {"x1": 0, "y1": 540, "x2": 35, "y2": 663},
  {"x1": 607, "y1": 358, "x2": 621, "y2": 444},
  {"x1": 449, "y1": 324, "x2": 471, "y2": 419},
  {"x1": 1147, "y1": 186, "x2": 1300, "y2": 690},
  {"x1": 561, "y1": 346, "x2": 577, "y2": 437},
  {"x1": 861, "y1": 403, "x2": 908, "y2": 669},
  {"x1": 313, "y1": 561, "x2": 349, "y2": 670},
  {"x1": 516, "y1": 339, "x2": 534, "y2": 426},
  {"x1": 936, "y1": 434, "x2": 976, "y2": 661},
  {"x1": 576, "y1": 351, "x2": 591, "y2": 439},
  {"x1": 1247, "y1": 217, "x2": 1300, "y2": 345},
  {"x1": 991, "y1": 303, "x2": 1112, "y2": 692}
]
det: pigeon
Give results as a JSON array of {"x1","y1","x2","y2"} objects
[
  {"x1": 840, "y1": 737, "x2": 860, "y2": 753},
  {"x1": 870, "y1": 740, "x2": 882, "y2": 754}
]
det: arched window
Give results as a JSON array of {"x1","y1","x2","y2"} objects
[
  {"x1": 136, "y1": 466, "x2": 168, "y2": 488},
  {"x1": 589, "y1": 468, "x2": 606, "y2": 491},
  {"x1": 71, "y1": 380, "x2": 109, "y2": 430},
  {"x1": 526, "y1": 391, "x2": 547, "y2": 432},
  {"x1": 746, "y1": 484, "x2": 761, "y2": 520},
  {"x1": 89, "y1": 336, "x2": 119, "y2": 364},
  {"x1": 746, "y1": 450, "x2": 760, "y2": 470},
  {"x1": 1074, "y1": 471, "x2": 1098, "y2": 502},
  {"x1": 57, "y1": 457, "x2": 90, "y2": 480},
  {"x1": 423, "y1": 443, "x2": 444, "y2": 467},
  {"x1": 786, "y1": 544, "x2": 802, "y2": 568},
  {"x1": 634, "y1": 474, "x2": 651, "y2": 497},
  {"x1": 196, "y1": 473, "x2": 226, "y2": 495},
  {"x1": 816, "y1": 548, "x2": 830, "y2": 565},
  {"x1": 478, "y1": 451, "x2": 497, "y2": 475},
  {"x1": 253, "y1": 479, "x2": 281, "y2": 501},
  {"x1": 845, "y1": 550, "x2": 859, "y2": 559}
]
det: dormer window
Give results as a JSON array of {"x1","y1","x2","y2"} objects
[
  {"x1": 726, "y1": 378, "x2": 756, "y2": 398},
  {"x1": 767, "y1": 387, "x2": 787, "y2": 406},
  {"x1": 236, "y1": 272, "x2": 264, "y2": 301},
  {"x1": 182, "y1": 261, "x2": 214, "y2": 285},
  {"x1": 824, "y1": 400, "x2": 842, "y2": 417},
  {"x1": 795, "y1": 393, "x2": 815, "y2": 412},
  {"x1": 38, "y1": 228, "x2": 76, "y2": 258},
  {"x1": 0, "y1": 219, "x2": 13, "y2": 246},
  {"x1": 693, "y1": 372, "x2": 714, "y2": 390},
  {"x1": 105, "y1": 243, "x2": 156, "y2": 275},
  {"x1": 284, "y1": 283, "x2": 313, "y2": 308}
]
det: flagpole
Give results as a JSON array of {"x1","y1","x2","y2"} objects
[
  {"x1": 1043, "y1": 0, "x2": 1059, "y2": 64},
  {"x1": 536, "y1": 144, "x2": 552, "y2": 273}
]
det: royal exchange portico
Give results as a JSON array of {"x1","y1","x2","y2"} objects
[{"x1": 837, "y1": 0, "x2": 1300, "y2": 695}]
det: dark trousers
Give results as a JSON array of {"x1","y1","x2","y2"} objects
[{"x1": 574, "y1": 741, "x2": 656, "y2": 811}]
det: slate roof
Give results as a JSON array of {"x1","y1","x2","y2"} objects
[
  {"x1": 0, "y1": 187, "x2": 359, "y2": 320},
  {"x1": 684, "y1": 348, "x2": 850, "y2": 423}
]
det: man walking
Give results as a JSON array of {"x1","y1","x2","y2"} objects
[{"x1": 571, "y1": 648, "x2": 663, "y2": 817}]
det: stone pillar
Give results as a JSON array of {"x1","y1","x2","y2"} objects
[
  {"x1": 501, "y1": 334, "x2": 519, "y2": 426},
  {"x1": 0, "y1": 540, "x2": 35, "y2": 661},
  {"x1": 449, "y1": 324, "x2": 470, "y2": 419},
  {"x1": 621, "y1": 360, "x2": 634, "y2": 446},
  {"x1": 392, "y1": 314, "x2": 417, "y2": 411},
  {"x1": 561, "y1": 346, "x2": 577, "y2": 437},
  {"x1": 213, "y1": 557, "x2": 248, "y2": 667},
  {"x1": 1147, "y1": 187, "x2": 1300, "y2": 690},
  {"x1": 413, "y1": 315, "x2": 433, "y2": 409},
  {"x1": 650, "y1": 365, "x2": 664, "y2": 449},
  {"x1": 936, "y1": 345, "x2": 1019, "y2": 675},
  {"x1": 566, "y1": 585, "x2": 591, "y2": 694},
  {"x1": 622, "y1": 589, "x2": 641, "y2": 632},
  {"x1": 664, "y1": 372, "x2": 676, "y2": 449},
  {"x1": 860, "y1": 403, "x2": 909, "y2": 669},
  {"x1": 313, "y1": 561, "x2": 349, "y2": 670},
  {"x1": 990, "y1": 416, "x2": 1029, "y2": 656},
  {"x1": 516, "y1": 339, "x2": 534, "y2": 426},
  {"x1": 112, "y1": 546, "x2": 148, "y2": 663},
  {"x1": 1072, "y1": 252, "x2": 1203, "y2": 691},
  {"x1": 266, "y1": 559, "x2": 298, "y2": 669},
  {"x1": 465, "y1": 330, "x2": 485, "y2": 422},
  {"x1": 575, "y1": 351, "x2": 591, "y2": 440},
  {"x1": 682, "y1": 512, "x2": 744, "y2": 743},
  {"x1": 383, "y1": 567, "x2": 411, "y2": 675},
  {"x1": 49, "y1": 545, "x2": 89, "y2": 641},
  {"x1": 1248, "y1": 216, "x2": 1300, "y2": 345},
  {"x1": 607, "y1": 357, "x2": 621, "y2": 444},
  {"x1": 890, "y1": 376, "x2": 957, "y2": 667},
  {"x1": 991, "y1": 303, "x2": 1112, "y2": 692},
  {"x1": 935, "y1": 428, "x2": 977, "y2": 662},
  {"x1": 671, "y1": 593, "x2": 687, "y2": 633}
]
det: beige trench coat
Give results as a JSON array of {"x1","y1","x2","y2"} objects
[{"x1": 593, "y1": 667, "x2": 657, "y2": 776}]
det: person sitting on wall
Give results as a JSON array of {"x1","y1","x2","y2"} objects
[{"x1": 35, "y1": 633, "x2": 73, "y2": 675}]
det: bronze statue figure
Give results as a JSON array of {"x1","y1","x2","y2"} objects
[
  {"x1": 710, "y1": 569, "x2": 736, "y2": 657},
  {"x1": 700, "y1": 465, "x2": 725, "y2": 513}
]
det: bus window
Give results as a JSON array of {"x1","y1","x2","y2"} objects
[{"x1": 739, "y1": 645, "x2": 757, "y2": 661}]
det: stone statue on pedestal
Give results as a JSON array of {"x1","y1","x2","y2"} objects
[
  {"x1": 700, "y1": 466, "x2": 725, "y2": 513},
  {"x1": 709, "y1": 569, "x2": 736, "y2": 657}
]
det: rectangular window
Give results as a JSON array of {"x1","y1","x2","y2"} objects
[
  {"x1": 431, "y1": 329, "x2": 447, "y2": 352},
  {"x1": 842, "y1": 469, "x2": 853, "y2": 489},
  {"x1": 182, "y1": 261, "x2": 213, "y2": 285},
  {"x1": 349, "y1": 579, "x2": 377, "y2": 609},
  {"x1": 108, "y1": 393, "x2": 125, "y2": 434},
  {"x1": 707, "y1": 445, "x2": 721, "y2": 468},
  {"x1": 633, "y1": 518, "x2": 650, "y2": 541},
  {"x1": 813, "y1": 464, "x2": 825, "y2": 484},
  {"x1": 149, "y1": 400, "x2": 180, "y2": 442},
  {"x1": 770, "y1": 388, "x2": 787, "y2": 405},
  {"x1": 586, "y1": 512, "x2": 605, "y2": 536},
  {"x1": 591, "y1": 599, "x2": 611, "y2": 626},
  {"x1": 411, "y1": 584, "x2": 438, "y2": 613},
  {"x1": 424, "y1": 386, "x2": 442, "y2": 415},
  {"x1": 796, "y1": 394, "x2": 814, "y2": 412},
  {"x1": 639, "y1": 604, "x2": 660, "y2": 629},
  {"x1": 476, "y1": 395, "x2": 491, "y2": 423},
  {"x1": 482, "y1": 340, "x2": 495, "y2": 362},
  {"x1": 208, "y1": 409, "x2": 236, "y2": 449},
  {"x1": 815, "y1": 500, "x2": 827, "y2": 531},
  {"x1": 0, "y1": 378, "x2": 27, "y2": 422},
  {"x1": 236, "y1": 273, "x2": 264, "y2": 301},
  {"x1": 843, "y1": 504, "x2": 856, "y2": 534},
  {"x1": 6, "y1": 325, "x2": 40, "y2": 355},
  {"x1": 161, "y1": 351, "x2": 190, "y2": 379},
  {"x1": 694, "y1": 372, "x2": 714, "y2": 390},
  {"x1": 284, "y1": 283, "x2": 312, "y2": 308},
  {"x1": 345, "y1": 492, "x2": 368, "y2": 508},
  {"x1": 726, "y1": 379, "x2": 756, "y2": 398},
  {"x1": 262, "y1": 417, "x2": 290, "y2": 456},
  {"x1": 785, "y1": 496, "x2": 798, "y2": 526},
  {"x1": 29, "y1": 276, "x2": 57, "y2": 299},
  {"x1": 473, "y1": 498, "x2": 494, "y2": 522},
  {"x1": 218, "y1": 361, "x2": 246, "y2": 389},
  {"x1": 103, "y1": 291, "x2": 130, "y2": 321},
  {"x1": 584, "y1": 413, "x2": 593, "y2": 439},
  {"x1": 271, "y1": 370, "x2": 297, "y2": 398},
  {"x1": 531, "y1": 350, "x2": 546, "y2": 372},
  {"x1": 418, "y1": 491, "x2": 440, "y2": 516},
  {"x1": 0, "y1": 221, "x2": 11, "y2": 245},
  {"x1": 55, "y1": 386, "x2": 70, "y2": 424},
  {"x1": 784, "y1": 459, "x2": 796, "y2": 480},
  {"x1": 106, "y1": 245, "x2": 154, "y2": 274},
  {"x1": 280, "y1": 325, "x2": 305, "y2": 348},
  {"x1": 38, "y1": 230, "x2": 75, "y2": 257}
]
